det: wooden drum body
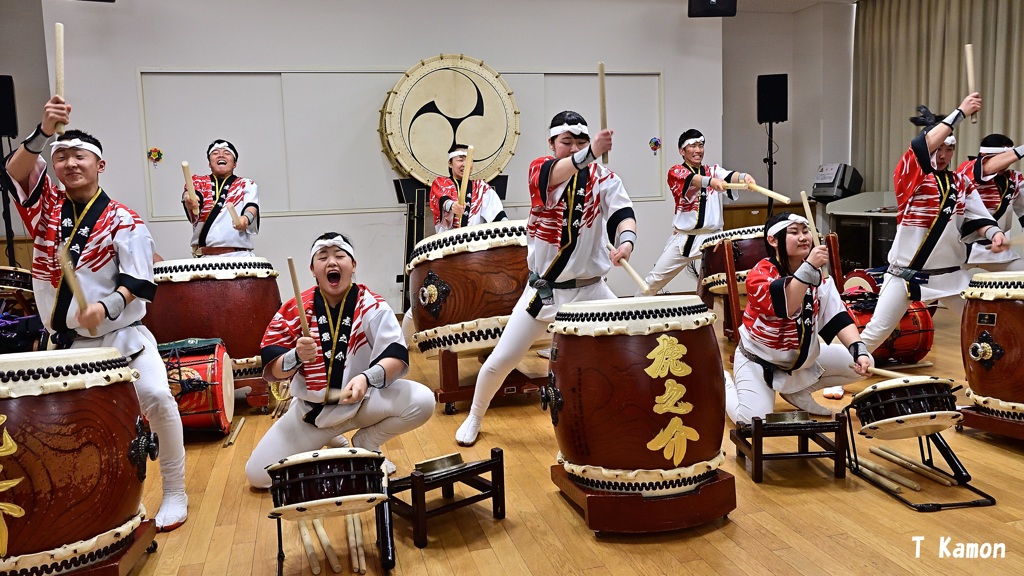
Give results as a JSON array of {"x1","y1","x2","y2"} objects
[
  {"x1": 0, "y1": 348, "x2": 155, "y2": 572},
  {"x1": 849, "y1": 377, "x2": 961, "y2": 440},
  {"x1": 267, "y1": 448, "x2": 388, "y2": 522},
  {"x1": 699, "y1": 227, "x2": 767, "y2": 295},
  {"x1": 961, "y1": 272, "x2": 1024, "y2": 415},
  {"x1": 545, "y1": 296, "x2": 725, "y2": 497},
  {"x1": 158, "y1": 338, "x2": 235, "y2": 435},
  {"x1": 843, "y1": 290, "x2": 934, "y2": 364},
  {"x1": 144, "y1": 257, "x2": 282, "y2": 362},
  {"x1": 0, "y1": 266, "x2": 35, "y2": 316},
  {"x1": 406, "y1": 221, "x2": 528, "y2": 332}
]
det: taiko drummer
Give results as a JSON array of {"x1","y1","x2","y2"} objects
[{"x1": 182, "y1": 139, "x2": 260, "y2": 258}]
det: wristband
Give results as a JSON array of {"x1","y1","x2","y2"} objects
[
  {"x1": 99, "y1": 291, "x2": 126, "y2": 320},
  {"x1": 700, "y1": 175, "x2": 712, "y2": 189},
  {"x1": 736, "y1": 173, "x2": 747, "y2": 182},
  {"x1": 984, "y1": 227, "x2": 1002, "y2": 241},
  {"x1": 616, "y1": 230, "x2": 637, "y2": 249},
  {"x1": 281, "y1": 348, "x2": 300, "y2": 372},
  {"x1": 793, "y1": 261, "x2": 822, "y2": 287},
  {"x1": 941, "y1": 108, "x2": 964, "y2": 130},
  {"x1": 848, "y1": 341, "x2": 870, "y2": 360},
  {"x1": 362, "y1": 364, "x2": 387, "y2": 389},
  {"x1": 571, "y1": 145, "x2": 597, "y2": 170},
  {"x1": 23, "y1": 123, "x2": 52, "y2": 155},
  {"x1": 1015, "y1": 144, "x2": 1024, "y2": 160},
  {"x1": 442, "y1": 198, "x2": 454, "y2": 213}
]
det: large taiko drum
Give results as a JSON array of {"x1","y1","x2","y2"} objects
[
  {"x1": 406, "y1": 220, "x2": 528, "y2": 333},
  {"x1": 158, "y1": 338, "x2": 235, "y2": 435},
  {"x1": 848, "y1": 376, "x2": 961, "y2": 440},
  {"x1": 843, "y1": 289, "x2": 934, "y2": 364},
  {"x1": 961, "y1": 272, "x2": 1024, "y2": 416},
  {"x1": 698, "y1": 227, "x2": 768, "y2": 295},
  {"x1": 143, "y1": 257, "x2": 282, "y2": 366},
  {"x1": 0, "y1": 348, "x2": 156, "y2": 573},
  {"x1": 544, "y1": 296, "x2": 725, "y2": 497},
  {"x1": 266, "y1": 448, "x2": 388, "y2": 521}
]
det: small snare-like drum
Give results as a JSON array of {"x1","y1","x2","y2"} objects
[
  {"x1": 0, "y1": 266, "x2": 35, "y2": 316},
  {"x1": 843, "y1": 267, "x2": 886, "y2": 294},
  {"x1": 266, "y1": 448, "x2": 388, "y2": 521},
  {"x1": 848, "y1": 376, "x2": 961, "y2": 440},
  {"x1": 545, "y1": 296, "x2": 725, "y2": 497},
  {"x1": 406, "y1": 220, "x2": 528, "y2": 332},
  {"x1": 961, "y1": 272, "x2": 1024, "y2": 414},
  {"x1": 0, "y1": 348, "x2": 154, "y2": 571},
  {"x1": 144, "y1": 257, "x2": 282, "y2": 362},
  {"x1": 158, "y1": 338, "x2": 235, "y2": 435},
  {"x1": 699, "y1": 227, "x2": 768, "y2": 295},
  {"x1": 843, "y1": 290, "x2": 934, "y2": 364}
]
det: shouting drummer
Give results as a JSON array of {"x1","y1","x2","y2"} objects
[
  {"x1": 245, "y1": 232, "x2": 434, "y2": 485},
  {"x1": 637, "y1": 129, "x2": 757, "y2": 295},
  {"x1": 455, "y1": 110, "x2": 637, "y2": 446},
  {"x1": 182, "y1": 139, "x2": 259, "y2": 257},
  {"x1": 1, "y1": 96, "x2": 189, "y2": 531}
]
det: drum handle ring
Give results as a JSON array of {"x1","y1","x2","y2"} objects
[
  {"x1": 418, "y1": 284, "x2": 438, "y2": 306},
  {"x1": 968, "y1": 342, "x2": 992, "y2": 362}
]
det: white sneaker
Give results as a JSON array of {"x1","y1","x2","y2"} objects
[
  {"x1": 822, "y1": 386, "x2": 846, "y2": 400},
  {"x1": 780, "y1": 389, "x2": 832, "y2": 416},
  {"x1": 155, "y1": 490, "x2": 189, "y2": 532},
  {"x1": 455, "y1": 414, "x2": 482, "y2": 446},
  {"x1": 327, "y1": 434, "x2": 351, "y2": 448}
]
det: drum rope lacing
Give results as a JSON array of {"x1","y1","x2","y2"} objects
[
  {"x1": 698, "y1": 226, "x2": 764, "y2": 250},
  {"x1": 416, "y1": 325, "x2": 505, "y2": 353},
  {"x1": 0, "y1": 531, "x2": 133, "y2": 576},
  {"x1": 568, "y1": 469, "x2": 718, "y2": 493},
  {"x1": 552, "y1": 304, "x2": 709, "y2": 324},
  {"x1": 0, "y1": 356, "x2": 130, "y2": 383},
  {"x1": 408, "y1": 225, "x2": 527, "y2": 261},
  {"x1": 156, "y1": 260, "x2": 275, "y2": 274}
]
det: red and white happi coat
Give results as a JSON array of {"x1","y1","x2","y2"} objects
[
  {"x1": 740, "y1": 258, "x2": 852, "y2": 392},
  {"x1": 667, "y1": 162, "x2": 737, "y2": 258},
  {"x1": 956, "y1": 158, "x2": 1024, "y2": 264},
  {"x1": 526, "y1": 156, "x2": 634, "y2": 283},
  {"x1": 428, "y1": 176, "x2": 505, "y2": 232},
  {"x1": 260, "y1": 284, "x2": 407, "y2": 428},
  {"x1": 6, "y1": 156, "x2": 157, "y2": 337},
  {"x1": 184, "y1": 174, "x2": 259, "y2": 250}
]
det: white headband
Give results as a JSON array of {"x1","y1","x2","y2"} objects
[
  {"x1": 50, "y1": 139, "x2": 103, "y2": 160},
  {"x1": 208, "y1": 142, "x2": 236, "y2": 158},
  {"x1": 310, "y1": 237, "x2": 355, "y2": 261},
  {"x1": 448, "y1": 149, "x2": 468, "y2": 159},
  {"x1": 681, "y1": 136, "x2": 705, "y2": 148},
  {"x1": 979, "y1": 146, "x2": 1012, "y2": 155},
  {"x1": 549, "y1": 123, "x2": 589, "y2": 138},
  {"x1": 943, "y1": 135, "x2": 957, "y2": 147},
  {"x1": 767, "y1": 214, "x2": 810, "y2": 237}
]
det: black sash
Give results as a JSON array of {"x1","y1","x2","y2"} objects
[
  {"x1": 526, "y1": 166, "x2": 588, "y2": 317},
  {"x1": 907, "y1": 171, "x2": 957, "y2": 271},
  {"x1": 53, "y1": 190, "x2": 111, "y2": 334},
  {"x1": 303, "y1": 284, "x2": 360, "y2": 426},
  {"x1": 197, "y1": 174, "x2": 237, "y2": 247},
  {"x1": 691, "y1": 164, "x2": 708, "y2": 230}
]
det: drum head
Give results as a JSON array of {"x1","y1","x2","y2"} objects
[
  {"x1": 857, "y1": 411, "x2": 962, "y2": 440},
  {"x1": 268, "y1": 492, "x2": 388, "y2": 522},
  {"x1": 220, "y1": 351, "x2": 235, "y2": 434}
]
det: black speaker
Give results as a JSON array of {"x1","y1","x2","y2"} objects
[
  {"x1": 0, "y1": 76, "x2": 16, "y2": 138},
  {"x1": 757, "y1": 74, "x2": 788, "y2": 124},
  {"x1": 688, "y1": 0, "x2": 736, "y2": 18}
]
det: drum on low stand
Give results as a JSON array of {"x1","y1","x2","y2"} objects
[
  {"x1": 541, "y1": 295, "x2": 736, "y2": 533},
  {"x1": 158, "y1": 338, "x2": 235, "y2": 435},
  {"x1": 0, "y1": 266, "x2": 36, "y2": 317},
  {"x1": 959, "y1": 272, "x2": 1024, "y2": 438},
  {"x1": 842, "y1": 288, "x2": 934, "y2": 365},
  {"x1": 143, "y1": 257, "x2": 282, "y2": 410},
  {"x1": 698, "y1": 227, "x2": 767, "y2": 297},
  {"x1": 0, "y1": 348, "x2": 158, "y2": 574}
]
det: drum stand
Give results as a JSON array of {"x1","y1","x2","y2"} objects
[
  {"x1": 434, "y1": 348, "x2": 545, "y2": 415},
  {"x1": 274, "y1": 502, "x2": 395, "y2": 576},
  {"x1": 957, "y1": 406, "x2": 1024, "y2": 441},
  {"x1": 74, "y1": 520, "x2": 157, "y2": 575},
  {"x1": 844, "y1": 418, "x2": 996, "y2": 512}
]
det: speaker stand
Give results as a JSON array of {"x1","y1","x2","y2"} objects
[{"x1": 762, "y1": 122, "x2": 777, "y2": 217}]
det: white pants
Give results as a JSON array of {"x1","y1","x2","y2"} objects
[
  {"x1": 859, "y1": 275, "x2": 964, "y2": 353},
  {"x1": 245, "y1": 378, "x2": 434, "y2": 488},
  {"x1": 639, "y1": 232, "x2": 700, "y2": 296},
  {"x1": 726, "y1": 342, "x2": 863, "y2": 424}
]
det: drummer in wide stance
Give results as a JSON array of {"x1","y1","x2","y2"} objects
[
  {"x1": 182, "y1": 139, "x2": 260, "y2": 258},
  {"x1": 638, "y1": 129, "x2": 757, "y2": 295},
  {"x1": 2, "y1": 96, "x2": 189, "y2": 531},
  {"x1": 455, "y1": 110, "x2": 637, "y2": 446},
  {"x1": 956, "y1": 133, "x2": 1024, "y2": 271},
  {"x1": 245, "y1": 232, "x2": 434, "y2": 486},
  {"x1": 727, "y1": 212, "x2": 873, "y2": 423}
]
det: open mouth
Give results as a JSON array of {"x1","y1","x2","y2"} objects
[
  {"x1": 327, "y1": 271, "x2": 341, "y2": 285},
  {"x1": 217, "y1": 160, "x2": 228, "y2": 166}
]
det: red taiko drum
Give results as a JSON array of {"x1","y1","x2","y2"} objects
[
  {"x1": 544, "y1": 295, "x2": 725, "y2": 497},
  {"x1": 158, "y1": 338, "x2": 235, "y2": 435},
  {"x1": 843, "y1": 291, "x2": 934, "y2": 364},
  {"x1": 699, "y1": 227, "x2": 768, "y2": 295}
]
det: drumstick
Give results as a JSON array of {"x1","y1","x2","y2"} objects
[
  {"x1": 312, "y1": 519, "x2": 343, "y2": 574},
  {"x1": 869, "y1": 446, "x2": 955, "y2": 486},
  {"x1": 851, "y1": 457, "x2": 902, "y2": 494},
  {"x1": 181, "y1": 161, "x2": 200, "y2": 217},
  {"x1": 222, "y1": 416, "x2": 245, "y2": 448},
  {"x1": 800, "y1": 191, "x2": 828, "y2": 279},
  {"x1": 748, "y1": 183, "x2": 791, "y2": 204},
  {"x1": 225, "y1": 203, "x2": 244, "y2": 228},
  {"x1": 854, "y1": 456, "x2": 921, "y2": 491},
  {"x1": 54, "y1": 23, "x2": 65, "y2": 135},
  {"x1": 298, "y1": 520, "x2": 322, "y2": 575},
  {"x1": 605, "y1": 241, "x2": 649, "y2": 294},
  {"x1": 59, "y1": 244, "x2": 97, "y2": 336},
  {"x1": 287, "y1": 257, "x2": 311, "y2": 338},
  {"x1": 457, "y1": 145, "x2": 475, "y2": 206},
  {"x1": 858, "y1": 365, "x2": 913, "y2": 380},
  {"x1": 354, "y1": 514, "x2": 366, "y2": 574},
  {"x1": 722, "y1": 183, "x2": 749, "y2": 190},
  {"x1": 345, "y1": 515, "x2": 359, "y2": 573},
  {"x1": 1005, "y1": 233, "x2": 1024, "y2": 247},
  {"x1": 965, "y1": 44, "x2": 977, "y2": 124},
  {"x1": 598, "y1": 61, "x2": 608, "y2": 164}
]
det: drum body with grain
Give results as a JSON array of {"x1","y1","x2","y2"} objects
[
  {"x1": 699, "y1": 227, "x2": 768, "y2": 295},
  {"x1": 159, "y1": 338, "x2": 235, "y2": 435},
  {"x1": 961, "y1": 272, "x2": 1024, "y2": 405},
  {"x1": 143, "y1": 258, "x2": 282, "y2": 361},
  {"x1": 844, "y1": 294, "x2": 933, "y2": 364},
  {"x1": 548, "y1": 296, "x2": 724, "y2": 480},
  {"x1": 0, "y1": 349, "x2": 144, "y2": 561},
  {"x1": 407, "y1": 221, "x2": 528, "y2": 332}
]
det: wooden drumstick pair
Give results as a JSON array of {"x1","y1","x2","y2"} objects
[
  {"x1": 346, "y1": 514, "x2": 367, "y2": 574},
  {"x1": 298, "y1": 518, "x2": 344, "y2": 574}
]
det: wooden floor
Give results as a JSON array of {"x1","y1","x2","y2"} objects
[{"x1": 133, "y1": 303, "x2": 1024, "y2": 576}]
